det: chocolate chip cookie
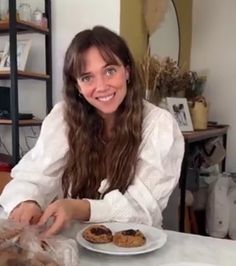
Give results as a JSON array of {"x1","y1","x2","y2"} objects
[
  {"x1": 82, "y1": 225, "x2": 113, "y2": 244},
  {"x1": 113, "y1": 229, "x2": 146, "y2": 247}
]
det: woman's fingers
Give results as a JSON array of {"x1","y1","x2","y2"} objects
[
  {"x1": 30, "y1": 213, "x2": 42, "y2": 225},
  {"x1": 9, "y1": 207, "x2": 22, "y2": 223},
  {"x1": 9, "y1": 202, "x2": 42, "y2": 225},
  {"x1": 38, "y1": 203, "x2": 68, "y2": 237},
  {"x1": 37, "y1": 204, "x2": 56, "y2": 226},
  {"x1": 40, "y1": 215, "x2": 65, "y2": 238}
]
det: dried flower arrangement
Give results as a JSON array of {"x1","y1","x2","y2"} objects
[
  {"x1": 184, "y1": 71, "x2": 207, "y2": 100},
  {"x1": 138, "y1": 52, "x2": 207, "y2": 104},
  {"x1": 138, "y1": 52, "x2": 185, "y2": 103},
  {"x1": 143, "y1": 0, "x2": 168, "y2": 36},
  {"x1": 138, "y1": 49, "x2": 161, "y2": 97}
]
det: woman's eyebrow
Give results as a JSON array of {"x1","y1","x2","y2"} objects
[{"x1": 79, "y1": 62, "x2": 120, "y2": 77}]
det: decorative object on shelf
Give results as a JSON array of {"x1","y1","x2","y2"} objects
[
  {"x1": 41, "y1": 13, "x2": 48, "y2": 29},
  {"x1": 0, "y1": 51, "x2": 3, "y2": 64},
  {"x1": 0, "y1": 39, "x2": 31, "y2": 71},
  {"x1": 32, "y1": 7, "x2": 43, "y2": 26},
  {"x1": 138, "y1": 53, "x2": 185, "y2": 105},
  {"x1": 138, "y1": 48, "x2": 160, "y2": 103},
  {"x1": 189, "y1": 96, "x2": 208, "y2": 130},
  {"x1": 185, "y1": 71, "x2": 207, "y2": 100},
  {"x1": 166, "y1": 97, "x2": 193, "y2": 131},
  {"x1": 18, "y1": 3, "x2": 32, "y2": 22},
  {"x1": 0, "y1": 0, "x2": 8, "y2": 20}
]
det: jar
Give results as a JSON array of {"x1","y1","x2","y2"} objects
[
  {"x1": 32, "y1": 8, "x2": 43, "y2": 26},
  {"x1": 189, "y1": 96, "x2": 209, "y2": 130},
  {"x1": 18, "y1": 3, "x2": 32, "y2": 22}
]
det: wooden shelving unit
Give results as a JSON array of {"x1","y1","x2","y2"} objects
[{"x1": 0, "y1": 0, "x2": 52, "y2": 166}]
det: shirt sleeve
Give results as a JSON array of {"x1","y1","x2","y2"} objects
[
  {"x1": 0, "y1": 102, "x2": 69, "y2": 215},
  {"x1": 87, "y1": 110, "x2": 184, "y2": 227}
]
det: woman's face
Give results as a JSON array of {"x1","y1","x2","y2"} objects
[{"x1": 76, "y1": 46, "x2": 129, "y2": 119}]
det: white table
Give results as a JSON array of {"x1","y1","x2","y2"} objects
[
  {"x1": 63, "y1": 222, "x2": 236, "y2": 266},
  {"x1": 0, "y1": 209, "x2": 235, "y2": 266}
]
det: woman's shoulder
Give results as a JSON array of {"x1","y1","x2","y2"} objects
[
  {"x1": 41, "y1": 100, "x2": 67, "y2": 129},
  {"x1": 51, "y1": 100, "x2": 66, "y2": 112}
]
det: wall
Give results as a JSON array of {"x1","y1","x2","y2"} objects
[
  {"x1": 191, "y1": 0, "x2": 236, "y2": 171},
  {"x1": 120, "y1": 0, "x2": 147, "y2": 61}
]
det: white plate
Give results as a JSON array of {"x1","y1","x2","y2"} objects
[
  {"x1": 76, "y1": 222, "x2": 167, "y2": 255},
  {"x1": 161, "y1": 263, "x2": 217, "y2": 266}
]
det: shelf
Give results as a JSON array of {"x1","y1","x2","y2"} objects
[
  {"x1": 183, "y1": 126, "x2": 229, "y2": 143},
  {"x1": 0, "y1": 70, "x2": 50, "y2": 81},
  {"x1": 0, "y1": 118, "x2": 42, "y2": 127},
  {"x1": 0, "y1": 19, "x2": 49, "y2": 35}
]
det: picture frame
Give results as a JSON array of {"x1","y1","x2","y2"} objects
[
  {"x1": 0, "y1": 39, "x2": 31, "y2": 71},
  {"x1": 166, "y1": 97, "x2": 194, "y2": 131},
  {"x1": 0, "y1": 51, "x2": 4, "y2": 65}
]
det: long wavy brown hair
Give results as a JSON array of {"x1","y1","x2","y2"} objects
[{"x1": 62, "y1": 26, "x2": 143, "y2": 199}]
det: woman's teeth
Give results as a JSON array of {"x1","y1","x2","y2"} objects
[{"x1": 97, "y1": 93, "x2": 115, "y2": 102}]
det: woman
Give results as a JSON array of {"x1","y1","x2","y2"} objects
[{"x1": 0, "y1": 26, "x2": 184, "y2": 237}]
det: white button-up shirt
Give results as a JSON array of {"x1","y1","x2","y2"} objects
[{"x1": 0, "y1": 100, "x2": 184, "y2": 227}]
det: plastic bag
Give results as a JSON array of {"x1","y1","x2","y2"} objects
[{"x1": 0, "y1": 219, "x2": 79, "y2": 266}]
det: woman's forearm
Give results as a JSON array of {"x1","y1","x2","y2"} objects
[{"x1": 72, "y1": 199, "x2": 91, "y2": 221}]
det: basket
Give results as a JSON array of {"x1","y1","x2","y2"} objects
[{"x1": 189, "y1": 96, "x2": 208, "y2": 130}]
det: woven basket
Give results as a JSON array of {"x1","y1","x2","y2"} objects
[{"x1": 189, "y1": 96, "x2": 208, "y2": 130}]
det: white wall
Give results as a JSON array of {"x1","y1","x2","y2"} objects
[
  {"x1": 191, "y1": 0, "x2": 236, "y2": 171},
  {"x1": 51, "y1": 0, "x2": 120, "y2": 103}
]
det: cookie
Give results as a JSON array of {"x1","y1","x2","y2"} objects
[
  {"x1": 113, "y1": 229, "x2": 146, "y2": 247},
  {"x1": 82, "y1": 225, "x2": 113, "y2": 244}
]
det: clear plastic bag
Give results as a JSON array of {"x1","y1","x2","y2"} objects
[{"x1": 0, "y1": 219, "x2": 79, "y2": 266}]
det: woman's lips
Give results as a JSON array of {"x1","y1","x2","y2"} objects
[{"x1": 96, "y1": 92, "x2": 115, "y2": 102}]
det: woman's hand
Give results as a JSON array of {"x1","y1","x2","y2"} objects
[
  {"x1": 38, "y1": 199, "x2": 90, "y2": 237},
  {"x1": 9, "y1": 201, "x2": 42, "y2": 225}
]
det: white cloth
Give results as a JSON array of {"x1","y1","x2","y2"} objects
[
  {"x1": 206, "y1": 175, "x2": 236, "y2": 239},
  {"x1": 0, "y1": 100, "x2": 184, "y2": 227}
]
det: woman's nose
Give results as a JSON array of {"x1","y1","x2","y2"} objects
[{"x1": 95, "y1": 75, "x2": 107, "y2": 91}]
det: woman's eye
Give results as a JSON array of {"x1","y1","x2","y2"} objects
[
  {"x1": 105, "y1": 67, "x2": 116, "y2": 76},
  {"x1": 80, "y1": 75, "x2": 91, "y2": 83}
]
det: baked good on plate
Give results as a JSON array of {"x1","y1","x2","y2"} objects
[
  {"x1": 82, "y1": 224, "x2": 113, "y2": 244},
  {"x1": 113, "y1": 229, "x2": 146, "y2": 247}
]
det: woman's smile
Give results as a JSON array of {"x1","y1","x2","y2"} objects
[{"x1": 96, "y1": 92, "x2": 116, "y2": 102}]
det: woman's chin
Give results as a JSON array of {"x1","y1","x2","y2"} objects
[{"x1": 96, "y1": 105, "x2": 118, "y2": 118}]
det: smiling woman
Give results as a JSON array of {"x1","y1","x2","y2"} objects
[{"x1": 0, "y1": 26, "x2": 184, "y2": 238}]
